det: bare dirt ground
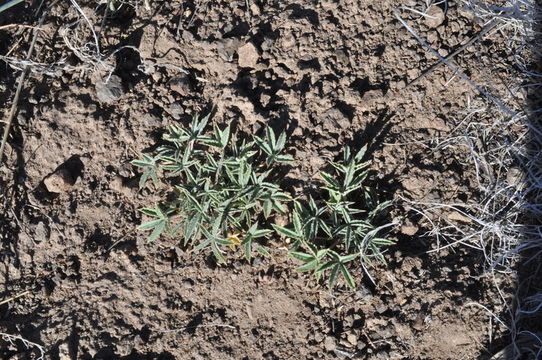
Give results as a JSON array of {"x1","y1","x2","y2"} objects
[{"x1": 0, "y1": 0, "x2": 525, "y2": 359}]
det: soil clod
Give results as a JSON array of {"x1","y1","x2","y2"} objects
[{"x1": 95, "y1": 75, "x2": 124, "y2": 103}]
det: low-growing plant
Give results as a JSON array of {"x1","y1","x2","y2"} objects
[
  {"x1": 132, "y1": 113, "x2": 293, "y2": 262},
  {"x1": 273, "y1": 146, "x2": 393, "y2": 289}
]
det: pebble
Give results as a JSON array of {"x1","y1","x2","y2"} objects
[
  {"x1": 58, "y1": 342, "x2": 70, "y2": 360},
  {"x1": 238, "y1": 42, "x2": 259, "y2": 68},
  {"x1": 347, "y1": 333, "x2": 357, "y2": 346},
  {"x1": 217, "y1": 38, "x2": 240, "y2": 62},
  {"x1": 34, "y1": 221, "x2": 49, "y2": 242},
  {"x1": 169, "y1": 74, "x2": 192, "y2": 97},
  {"x1": 95, "y1": 75, "x2": 124, "y2": 104},
  {"x1": 44, "y1": 168, "x2": 74, "y2": 193},
  {"x1": 424, "y1": 5, "x2": 445, "y2": 28},
  {"x1": 400, "y1": 220, "x2": 419, "y2": 236},
  {"x1": 324, "y1": 336, "x2": 337, "y2": 351}
]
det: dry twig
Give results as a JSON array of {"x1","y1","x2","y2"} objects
[{"x1": 0, "y1": 15, "x2": 44, "y2": 163}]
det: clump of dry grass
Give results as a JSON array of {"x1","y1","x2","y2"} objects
[{"x1": 398, "y1": 0, "x2": 542, "y2": 357}]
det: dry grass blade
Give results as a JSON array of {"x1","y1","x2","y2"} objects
[
  {"x1": 0, "y1": 13, "x2": 45, "y2": 163},
  {"x1": 0, "y1": 332, "x2": 46, "y2": 360},
  {"x1": 0, "y1": 290, "x2": 30, "y2": 306}
]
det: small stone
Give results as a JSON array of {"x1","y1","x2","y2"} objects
[
  {"x1": 250, "y1": 3, "x2": 261, "y2": 15},
  {"x1": 359, "y1": 89, "x2": 384, "y2": 111},
  {"x1": 95, "y1": 75, "x2": 124, "y2": 104},
  {"x1": 109, "y1": 176, "x2": 125, "y2": 192},
  {"x1": 34, "y1": 222, "x2": 49, "y2": 242},
  {"x1": 425, "y1": 5, "x2": 445, "y2": 28},
  {"x1": 182, "y1": 279, "x2": 194, "y2": 288},
  {"x1": 44, "y1": 168, "x2": 74, "y2": 193},
  {"x1": 347, "y1": 333, "x2": 357, "y2": 346},
  {"x1": 217, "y1": 38, "x2": 240, "y2": 62},
  {"x1": 169, "y1": 75, "x2": 192, "y2": 97},
  {"x1": 58, "y1": 342, "x2": 70, "y2": 360},
  {"x1": 400, "y1": 219, "x2": 418, "y2": 236},
  {"x1": 165, "y1": 103, "x2": 184, "y2": 120},
  {"x1": 324, "y1": 336, "x2": 336, "y2": 351},
  {"x1": 238, "y1": 42, "x2": 259, "y2": 68}
]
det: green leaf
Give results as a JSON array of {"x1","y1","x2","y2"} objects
[
  {"x1": 277, "y1": 131, "x2": 287, "y2": 150},
  {"x1": 290, "y1": 251, "x2": 315, "y2": 263},
  {"x1": 320, "y1": 172, "x2": 340, "y2": 189},
  {"x1": 254, "y1": 135, "x2": 272, "y2": 155},
  {"x1": 275, "y1": 155, "x2": 294, "y2": 163},
  {"x1": 296, "y1": 260, "x2": 319, "y2": 272},
  {"x1": 256, "y1": 246, "x2": 270, "y2": 257},
  {"x1": 316, "y1": 260, "x2": 337, "y2": 273},
  {"x1": 339, "y1": 264, "x2": 356, "y2": 289},
  {"x1": 339, "y1": 253, "x2": 359, "y2": 263},
  {"x1": 148, "y1": 220, "x2": 166, "y2": 242},
  {"x1": 354, "y1": 144, "x2": 367, "y2": 162},
  {"x1": 211, "y1": 240, "x2": 226, "y2": 263},
  {"x1": 139, "y1": 207, "x2": 158, "y2": 216},
  {"x1": 137, "y1": 218, "x2": 164, "y2": 231},
  {"x1": 192, "y1": 236, "x2": 211, "y2": 253},
  {"x1": 220, "y1": 125, "x2": 231, "y2": 147},
  {"x1": 131, "y1": 160, "x2": 152, "y2": 167},
  {"x1": 0, "y1": 0, "x2": 24, "y2": 14},
  {"x1": 266, "y1": 127, "x2": 277, "y2": 147},
  {"x1": 371, "y1": 237, "x2": 395, "y2": 245},
  {"x1": 328, "y1": 264, "x2": 340, "y2": 288},
  {"x1": 272, "y1": 224, "x2": 302, "y2": 240},
  {"x1": 263, "y1": 200, "x2": 273, "y2": 218}
]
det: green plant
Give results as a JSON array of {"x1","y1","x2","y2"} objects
[
  {"x1": 0, "y1": 0, "x2": 24, "y2": 14},
  {"x1": 132, "y1": 113, "x2": 293, "y2": 262},
  {"x1": 272, "y1": 146, "x2": 393, "y2": 289}
]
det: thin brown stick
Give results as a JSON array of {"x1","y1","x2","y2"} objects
[
  {"x1": 406, "y1": 18, "x2": 499, "y2": 88},
  {"x1": 0, "y1": 16, "x2": 44, "y2": 163},
  {"x1": 0, "y1": 290, "x2": 30, "y2": 306},
  {"x1": 0, "y1": 24, "x2": 43, "y2": 31}
]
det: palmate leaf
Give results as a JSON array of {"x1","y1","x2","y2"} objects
[
  {"x1": 131, "y1": 154, "x2": 160, "y2": 188},
  {"x1": 134, "y1": 112, "x2": 293, "y2": 262},
  {"x1": 290, "y1": 251, "x2": 315, "y2": 263},
  {"x1": 272, "y1": 224, "x2": 302, "y2": 240},
  {"x1": 255, "y1": 127, "x2": 293, "y2": 165},
  {"x1": 275, "y1": 142, "x2": 394, "y2": 289},
  {"x1": 137, "y1": 206, "x2": 169, "y2": 242},
  {"x1": 339, "y1": 263, "x2": 356, "y2": 289},
  {"x1": 241, "y1": 223, "x2": 273, "y2": 260}
]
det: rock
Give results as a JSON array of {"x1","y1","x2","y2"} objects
[
  {"x1": 217, "y1": 38, "x2": 240, "y2": 62},
  {"x1": 359, "y1": 89, "x2": 384, "y2": 111},
  {"x1": 447, "y1": 211, "x2": 472, "y2": 223},
  {"x1": 324, "y1": 336, "x2": 337, "y2": 351},
  {"x1": 109, "y1": 175, "x2": 126, "y2": 192},
  {"x1": 347, "y1": 332, "x2": 358, "y2": 346},
  {"x1": 34, "y1": 221, "x2": 49, "y2": 242},
  {"x1": 400, "y1": 219, "x2": 418, "y2": 236},
  {"x1": 58, "y1": 342, "x2": 70, "y2": 360},
  {"x1": 95, "y1": 75, "x2": 124, "y2": 103},
  {"x1": 182, "y1": 278, "x2": 194, "y2": 288},
  {"x1": 238, "y1": 42, "x2": 259, "y2": 68},
  {"x1": 323, "y1": 108, "x2": 350, "y2": 132},
  {"x1": 424, "y1": 5, "x2": 445, "y2": 28},
  {"x1": 165, "y1": 103, "x2": 184, "y2": 120},
  {"x1": 44, "y1": 168, "x2": 74, "y2": 193},
  {"x1": 169, "y1": 75, "x2": 192, "y2": 97}
]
